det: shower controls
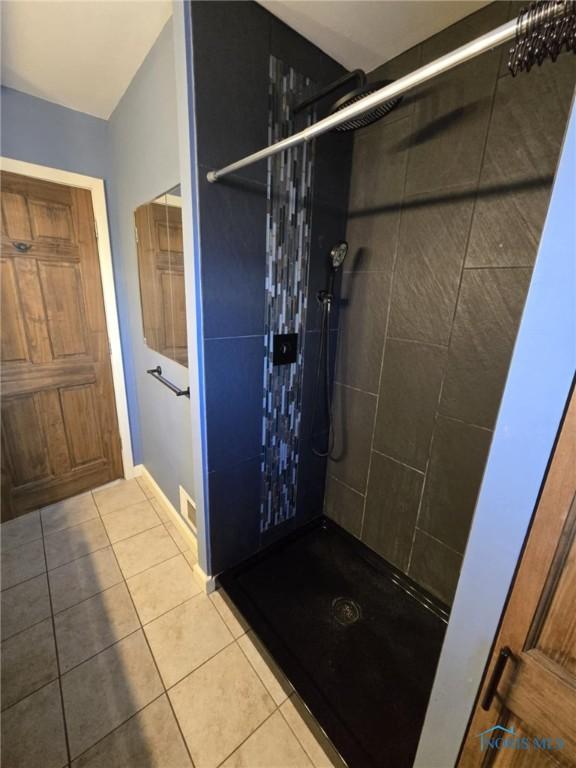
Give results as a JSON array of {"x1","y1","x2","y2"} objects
[{"x1": 273, "y1": 333, "x2": 298, "y2": 366}]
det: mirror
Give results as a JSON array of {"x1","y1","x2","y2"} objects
[{"x1": 135, "y1": 186, "x2": 188, "y2": 366}]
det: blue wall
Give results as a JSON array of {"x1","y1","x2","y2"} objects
[
  {"x1": 1, "y1": 19, "x2": 195, "y2": 509},
  {"x1": 107, "y1": 18, "x2": 195, "y2": 507},
  {"x1": 1, "y1": 86, "x2": 108, "y2": 178}
]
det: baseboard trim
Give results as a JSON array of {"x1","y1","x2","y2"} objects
[{"x1": 134, "y1": 464, "x2": 198, "y2": 561}]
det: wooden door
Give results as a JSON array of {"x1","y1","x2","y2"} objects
[
  {"x1": 459, "y1": 386, "x2": 576, "y2": 766},
  {"x1": 135, "y1": 201, "x2": 188, "y2": 366},
  {"x1": 1, "y1": 171, "x2": 123, "y2": 520}
]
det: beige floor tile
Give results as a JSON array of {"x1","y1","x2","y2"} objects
[
  {"x1": 112, "y1": 525, "x2": 179, "y2": 578},
  {"x1": 61, "y1": 629, "x2": 163, "y2": 758},
  {"x1": 0, "y1": 511, "x2": 42, "y2": 553},
  {"x1": 136, "y1": 474, "x2": 156, "y2": 500},
  {"x1": 144, "y1": 593, "x2": 233, "y2": 687},
  {"x1": 72, "y1": 695, "x2": 192, "y2": 768},
  {"x1": 0, "y1": 681, "x2": 68, "y2": 768},
  {"x1": 238, "y1": 632, "x2": 293, "y2": 706},
  {"x1": 164, "y1": 521, "x2": 191, "y2": 553},
  {"x1": 49, "y1": 546, "x2": 123, "y2": 614},
  {"x1": 1, "y1": 574, "x2": 51, "y2": 640},
  {"x1": 281, "y1": 696, "x2": 343, "y2": 768},
  {"x1": 55, "y1": 583, "x2": 140, "y2": 673},
  {"x1": 93, "y1": 479, "x2": 146, "y2": 516},
  {"x1": 169, "y1": 643, "x2": 275, "y2": 768},
  {"x1": 44, "y1": 518, "x2": 109, "y2": 571},
  {"x1": 100, "y1": 499, "x2": 161, "y2": 543},
  {"x1": 127, "y1": 554, "x2": 202, "y2": 625},
  {"x1": 41, "y1": 493, "x2": 98, "y2": 536},
  {"x1": 222, "y1": 711, "x2": 313, "y2": 768},
  {"x1": 150, "y1": 497, "x2": 172, "y2": 523},
  {"x1": 210, "y1": 589, "x2": 249, "y2": 638},
  {"x1": 1, "y1": 538, "x2": 46, "y2": 591},
  {"x1": 1, "y1": 618, "x2": 58, "y2": 709}
]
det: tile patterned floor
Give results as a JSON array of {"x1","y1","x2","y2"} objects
[{"x1": 0, "y1": 478, "x2": 339, "y2": 768}]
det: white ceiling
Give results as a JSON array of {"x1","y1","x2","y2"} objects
[
  {"x1": 1, "y1": 1, "x2": 172, "y2": 119},
  {"x1": 258, "y1": 1, "x2": 491, "y2": 73}
]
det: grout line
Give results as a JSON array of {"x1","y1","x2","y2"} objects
[
  {"x1": 102, "y1": 517, "x2": 164, "y2": 547},
  {"x1": 214, "y1": 707, "x2": 280, "y2": 768},
  {"x1": 415, "y1": 526, "x2": 464, "y2": 557},
  {"x1": 371, "y1": 449, "x2": 426, "y2": 476},
  {"x1": 331, "y1": 380, "x2": 377, "y2": 397},
  {"x1": 326, "y1": 473, "x2": 365, "y2": 498},
  {"x1": 37, "y1": 513, "x2": 73, "y2": 766},
  {"x1": 0, "y1": 566, "x2": 48, "y2": 594},
  {"x1": 405, "y1": 59, "x2": 501, "y2": 575},
  {"x1": 136, "y1": 590, "x2": 205, "y2": 631},
  {"x1": 67, "y1": 690, "x2": 166, "y2": 764},
  {"x1": 386, "y1": 334, "x2": 449, "y2": 350},
  {"x1": 278, "y1": 699, "x2": 337, "y2": 768},
  {"x1": 462, "y1": 264, "x2": 533, "y2": 271},
  {"x1": 45, "y1": 541, "x2": 112, "y2": 575},
  {"x1": 235, "y1": 631, "x2": 292, "y2": 704},
  {"x1": 438, "y1": 412, "x2": 494, "y2": 433},
  {"x1": 0, "y1": 676, "x2": 61, "y2": 715},
  {"x1": 162, "y1": 637, "x2": 237, "y2": 694},
  {"x1": 97, "y1": 496, "x2": 155, "y2": 519}
]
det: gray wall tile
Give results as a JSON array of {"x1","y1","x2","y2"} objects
[
  {"x1": 346, "y1": 116, "x2": 411, "y2": 274},
  {"x1": 328, "y1": 384, "x2": 377, "y2": 493},
  {"x1": 440, "y1": 267, "x2": 531, "y2": 429},
  {"x1": 363, "y1": 452, "x2": 424, "y2": 572},
  {"x1": 199, "y1": 173, "x2": 267, "y2": 338},
  {"x1": 405, "y1": 3, "x2": 508, "y2": 196},
  {"x1": 419, "y1": 416, "x2": 492, "y2": 553},
  {"x1": 209, "y1": 458, "x2": 261, "y2": 573},
  {"x1": 324, "y1": 474, "x2": 364, "y2": 539},
  {"x1": 373, "y1": 339, "x2": 447, "y2": 471},
  {"x1": 388, "y1": 191, "x2": 475, "y2": 345},
  {"x1": 334, "y1": 271, "x2": 390, "y2": 394},
  {"x1": 466, "y1": 55, "x2": 576, "y2": 268},
  {"x1": 408, "y1": 530, "x2": 462, "y2": 606},
  {"x1": 205, "y1": 336, "x2": 264, "y2": 472}
]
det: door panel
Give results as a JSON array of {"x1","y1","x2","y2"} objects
[
  {"x1": 0, "y1": 171, "x2": 123, "y2": 519},
  {"x1": 460, "y1": 389, "x2": 576, "y2": 767},
  {"x1": 39, "y1": 261, "x2": 88, "y2": 357},
  {"x1": 60, "y1": 384, "x2": 104, "y2": 466},
  {"x1": 0, "y1": 259, "x2": 28, "y2": 362},
  {"x1": 2, "y1": 395, "x2": 51, "y2": 485}
]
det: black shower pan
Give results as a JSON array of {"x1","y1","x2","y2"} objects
[{"x1": 218, "y1": 517, "x2": 448, "y2": 768}]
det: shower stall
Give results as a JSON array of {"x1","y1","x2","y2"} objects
[{"x1": 191, "y1": 1, "x2": 576, "y2": 765}]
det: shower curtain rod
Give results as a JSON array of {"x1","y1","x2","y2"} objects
[{"x1": 207, "y1": 3, "x2": 564, "y2": 183}]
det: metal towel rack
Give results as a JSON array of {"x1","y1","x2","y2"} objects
[{"x1": 146, "y1": 366, "x2": 190, "y2": 398}]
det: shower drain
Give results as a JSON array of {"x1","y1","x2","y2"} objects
[{"x1": 331, "y1": 597, "x2": 362, "y2": 626}]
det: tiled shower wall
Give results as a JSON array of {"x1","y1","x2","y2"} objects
[
  {"x1": 191, "y1": 1, "x2": 351, "y2": 573},
  {"x1": 325, "y1": 2, "x2": 576, "y2": 605}
]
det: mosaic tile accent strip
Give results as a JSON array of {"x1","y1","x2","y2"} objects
[{"x1": 260, "y1": 56, "x2": 315, "y2": 532}]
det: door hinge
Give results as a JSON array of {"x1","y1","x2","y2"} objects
[
  {"x1": 108, "y1": 340, "x2": 112, "y2": 355},
  {"x1": 94, "y1": 219, "x2": 99, "y2": 240},
  {"x1": 134, "y1": 225, "x2": 139, "y2": 244}
]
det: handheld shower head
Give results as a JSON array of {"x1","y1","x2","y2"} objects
[{"x1": 330, "y1": 241, "x2": 348, "y2": 271}]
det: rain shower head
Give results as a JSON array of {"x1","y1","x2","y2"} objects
[
  {"x1": 329, "y1": 80, "x2": 402, "y2": 132},
  {"x1": 330, "y1": 241, "x2": 348, "y2": 270},
  {"x1": 293, "y1": 70, "x2": 403, "y2": 132}
]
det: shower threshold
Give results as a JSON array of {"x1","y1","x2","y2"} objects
[{"x1": 219, "y1": 517, "x2": 448, "y2": 768}]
